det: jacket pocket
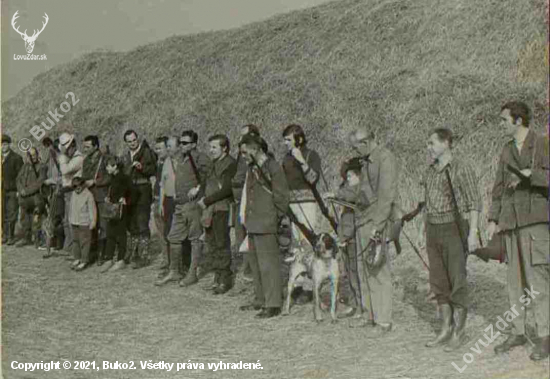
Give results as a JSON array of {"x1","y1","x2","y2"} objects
[{"x1": 529, "y1": 226, "x2": 550, "y2": 266}]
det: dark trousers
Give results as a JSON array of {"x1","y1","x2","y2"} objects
[
  {"x1": 105, "y1": 217, "x2": 127, "y2": 261},
  {"x1": 426, "y1": 221, "x2": 469, "y2": 308},
  {"x1": 127, "y1": 184, "x2": 152, "y2": 237},
  {"x1": 2, "y1": 191, "x2": 18, "y2": 240},
  {"x1": 204, "y1": 211, "x2": 232, "y2": 286},
  {"x1": 248, "y1": 234, "x2": 283, "y2": 308},
  {"x1": 18, "y1": 195, "x2": 45, "y2": 241},
  {"x1": 234, "y1": 210, "x2": 251, "y2": 274},
  {"x1": 72, "y1": 225, "x2": 92, "y2": 264}
]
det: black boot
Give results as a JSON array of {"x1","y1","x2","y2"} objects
[
  {"x1": 155, "y1": 244, "x2": 183, "y2": 286},
  {"x1": 426, "y1": 304, "x2": 453, "y2": 347},
  {"x1": 444, "y1": 306, "x2": 468, "y2": 352},
  {"x1": 7, "y1": 222, "x2": 17, "y2": 245},
  {"x1": 180, "y1": 241, "x2": 202, "y2": 287},
  {"x1": 530, "y1": 336, "x2": 550, "y2": 361},
  {"x1": 494, "y1": 334, "x2": 527, "y2": 354}
]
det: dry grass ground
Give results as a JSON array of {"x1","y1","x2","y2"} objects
[{"x1": 2, "y1": 238, "x2": 549, "y2": 379}]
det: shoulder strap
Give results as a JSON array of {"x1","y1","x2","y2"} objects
[
  {"x1": 444, "y1": 166, "x2": 468, "y2": 257},
  {"x1": 93, "y1": 155, "x2": 103, "y2": 182}
]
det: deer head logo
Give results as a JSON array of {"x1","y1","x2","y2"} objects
[{"x1": 11, "y1": 11, "x2": 49, "y2": 54}]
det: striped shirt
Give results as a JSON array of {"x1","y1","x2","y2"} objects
[{"x1": 422, "y1": 157, "x2": 481, "y2": 224}]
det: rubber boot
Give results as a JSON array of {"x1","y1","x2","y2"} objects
[
  {"x1": 180, "y1": 241, "x2": 202, "y2": 287},
  {"x1": 7, "y1": 222, "x2": 17, "y2": 245},
  {"x1": 155, "y1": 243, "x2": 183, "y2": 286},
  {"x1": 426, "y1": 304, "x2": 453, "y2": 347},
  {"x1": 444, "y1": 306, "x2": 468, "y2": 352}
]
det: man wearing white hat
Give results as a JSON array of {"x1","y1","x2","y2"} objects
[{"x1": 58, "y1": 132, "x2": 84, "y2": 254}]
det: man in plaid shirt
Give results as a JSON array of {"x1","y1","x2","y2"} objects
[{"x1": 423, "y1": 128, "x2": 481, "y2": 351}]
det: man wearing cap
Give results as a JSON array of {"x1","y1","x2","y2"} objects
[
  {"x1": 81, "y1": 135, "x2": 111, "y2": 266},
  {"x1": 121, "y1": 129, "x2": 157, "y2": 268},
  {"x1": 2, "y1": 134, "x2": 24, "y2": 245},
  {"x1": 348, "y1": 127, "x2": 401, "y2": 332},
  {"x1": 57, "y1": 132, "x2": 85, "y2": 253},
  {"x1": 160, "y1": 130, "x2": 211, "y2": 287},
  {"x1": 15, "y1": 147, "x2": 48, "y2": 247}
]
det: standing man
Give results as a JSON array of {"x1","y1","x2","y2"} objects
[
  {"x1": 238, "y1": 133, "x2": 290, "y2": 318},
  {"x1": 348, "y1": 127, "x2": 400, "y2": 332},
  {"x1": 153, "y1": 136, "x2": 169, "y2": 276},
  {"x1": 232, "y1": 124, "x2": 261, "y2": 282},
  {"x1": 121, "y1": 129, "x2": 157, "y2": 269},
  {"x1": 42, "y1": 137, "x2": 65, "y2": 254},
  {"x1": 2, "y1": 135, "x2": 24, "y2": 245},
  {"x1": 489, "y1": 101, "x2": 549, "y2": 361},
  {"x1": 198, "y1": 134, "x2": 238, "y2": 295},
  {"x1": 81, "y1": 135, "x2": 111, "y2": 266},
  {"x1": 160, "y1": 130, "x2": 211, "y2": 287},
  {"x1": 58, "y1": 132, "x2": 85, "y2": 254},
  {"x1": 15, "y1": 147, "x2": 47, "y2": 247},
  {"x1": 422, "y1": 128, "x2": 481, "y2": 351}
]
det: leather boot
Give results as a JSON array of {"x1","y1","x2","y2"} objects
[
  {"x1": 530, "y1": 335, "x2": 550, "y2": 361},
  {"x1": 155, "y1": 244, "x2": 182, "y2": 286},
  {"x1": 426, "y1": 304, "x2": 453, "y2": 347},
  {"x1": 180, "y1": 242, "x2": 202, "y2": 287},
  {"x1": 494, "y1": 334, "x2": 527, "y2": 354},
  {"x1": 444, "y1": 306, "x2": 468, "y2": 352}
]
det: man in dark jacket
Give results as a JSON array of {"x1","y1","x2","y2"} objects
[
  {"x1": 121, "y1": 129, "x2": 157, "y2": 268},
  {"x1": 238, "y1": 133, "x2": 290, "y2": 318},
  {"x1": 2, "y1": 134, "x2": 24, "y2": 245},
  {"x1": 198, "y1": 134, "x2": 238, "y2": 295},
  {"x1": 488, "y1": 101, "x2": 549, "y2": 361},
  {"x1": 16, "y1": 147, "x2": 48, "y2": 247},
  {"x1": 81, "y1": 135, "x2": 111, "y2": 266}
]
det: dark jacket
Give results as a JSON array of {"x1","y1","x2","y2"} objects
[
  {"x1": 82, "y1": 150, "x2": 111, "y2": 203},
  {"x1": 282, "y1": 147, "x2": 321, "y2": 191},
  {"x1": 121, "y1": 142, "x2": 157, "y2": 184},
  {"x1": 244, "y1": 157, "x2": 290, "y2": 234},
  {"x1": 231, "y1": 155, "x2": 248, "y2": 204},
  {"x1": 2, "y1": 150, "x2": 24, "y2": 192},
  {"x1": 16, "y1": 160, "x2": 47, "y2": 197},
  {"x1": 107, "y1": 170, "x2": 132, "y2": 204},
  {"x1": 489, "y1": 130, "x2": 549, "y2": 231},
  {"x1": 204, "y1": 154, "x2": 237, "y2": 212}
]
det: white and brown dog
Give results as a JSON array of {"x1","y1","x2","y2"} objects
[{"x1": 282, "y1": 233, "x2": 340, "y2": 323}]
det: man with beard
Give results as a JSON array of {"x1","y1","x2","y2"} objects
[
  {"x1": 15, "y1": 147, "x2": 47, "y2": 247},
  {"x1": 489, "y1": 101, "x2": 549, "y2": 361},
  {"x1": 58, "y1": 132, "x2": 85, "y2": 254},
  {"x1": 81, "y1": 135, "x2": 111, "y2": 266},
  {"x1": 238, "y1": 133, "x2": 289, "y2": 318},
  {"x1": 160, "y1": 130, "x2": 211, "y2": 287},
  {"x1": 198, "y1": 134, "x2": 238, "y2": 295},
  {"x1": 121, "y1": 129, "x2": 157, "y2": 269}
]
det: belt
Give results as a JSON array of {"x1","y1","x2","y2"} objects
[
  {"x1": 20, "y1": 190, "x2": 40, "y2": 198},
  {"x1": 132, "y1": 178, "x2": 150, "y2": 185}
]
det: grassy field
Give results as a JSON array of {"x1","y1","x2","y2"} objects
[{"x1": 2, "y1": 238, "x2": 549, "y2": 379}]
